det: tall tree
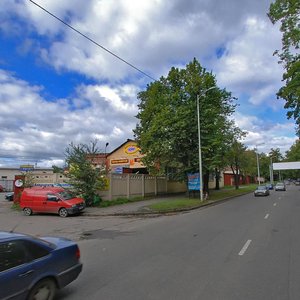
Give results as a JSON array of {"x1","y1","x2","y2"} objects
[
  {"x1": 134, "y1": 58, "x2": 239, "y2": 192},
  {"x1": 225, "y1": 140, "x2": 247, "y2": 189},
  {"x1": 285, "y1": 140, "x2": 300, "y2": 178},
  {"x1": 65, "y1": 140, "x2": 105, "y2": 206},
  {"x1": 268, "y1": 0, "x2": 300, "y2": 136}
]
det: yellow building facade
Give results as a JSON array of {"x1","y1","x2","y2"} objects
[{"x1": 107, "y1": 139, "x2": 146, "y2": 174}]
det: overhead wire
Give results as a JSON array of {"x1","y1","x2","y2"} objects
[{"x1": 28, "y1": 0, "x2": 156, "y2": 81}]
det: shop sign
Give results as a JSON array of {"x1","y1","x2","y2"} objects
[
  {"x1": 124, "y1": 144, "x2": 140, "y2": 155},
  {"x1": 111, "y1": 159, "x2": 129, "y2": 165},
  {"x1": 112, "y1": 166, "x2": 123, "y2": 174},
  {"x1": 20, "y1": 164, "x2": 34, "y2": 171}
]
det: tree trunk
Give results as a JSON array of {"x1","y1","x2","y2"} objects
[
  {"x1": 203, "y1": 170, "x2": 210, "y2": 194},
  {"x1": 215, "y1": 168, "x2": 220, "y2": 190}
]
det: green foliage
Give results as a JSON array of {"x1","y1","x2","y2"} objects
[
  {"x1": 134, "y1": 58, "x2": 240, "y2": 182},
  {"x1": 284, "y1": 140, "x2": 300, "y2": 178},
  {"x1": 224, "y1": 139, "x2": 247, "y2": 189},
  {"x1": 22, "y1": 172, "x2": 35, "y2": 188},
  {"x1": 268, "y1": 0, "x2": 300, "y2": 135},
  {"x1": 52, "y1": 165, "x2": 64, "y2": 173},
  {"x1": 99, "y1": 196, "x2": 145, "y2": 207},
  {"x1": 65, "y1": 140, "x2": 105, "y2": 206}
]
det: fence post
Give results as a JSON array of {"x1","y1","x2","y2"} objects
[
  {"x1": 109, "y1": 173, "x2": 112, "y2": 200},
  {"x1": 142, "y1": 174, "x2": 145, "y2": 198},
  {"x1": 155, "y1": 176, "x2": 157, "y2": 196},
  {"x1": 127, "y1": 174, "x2": 130, "y2": 199}
]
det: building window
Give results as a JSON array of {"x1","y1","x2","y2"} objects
[{"x1": 1, "y1": 176, "x2": 7, "y2": 179}]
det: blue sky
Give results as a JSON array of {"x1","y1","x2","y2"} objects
[{"x1": 0, "y1": 0, "x2": 298, "y2": 167}]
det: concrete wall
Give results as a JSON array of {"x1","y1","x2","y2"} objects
[{"x1": 99, "y1": 173, "x2": 187, "y2": 200}]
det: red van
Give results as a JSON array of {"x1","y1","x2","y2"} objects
[{"x1": 20, "y1": 186, "x2": 86, "y2": 217}]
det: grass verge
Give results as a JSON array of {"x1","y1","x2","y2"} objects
[{"x1": 147, "y1": 185, "x2": 257, "y2": 213}]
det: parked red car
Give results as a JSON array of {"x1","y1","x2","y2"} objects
[{"x1": 20, "y1": 186, "x2": 85, "y2": 217}]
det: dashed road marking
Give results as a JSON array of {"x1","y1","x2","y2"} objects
[
  {"x1": 238, "y1": 240, "x2": 252, "y2": 256},
  {"x1": 264, "y1": 214, "x2": 269, "y2": 219},
  {"x1": 273, "y1": 203, "x2": 277, "y2": 206}
]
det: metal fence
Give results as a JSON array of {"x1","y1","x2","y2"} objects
[{"x1": 0, "y1": 180, "x2": 14, "y2": 192}]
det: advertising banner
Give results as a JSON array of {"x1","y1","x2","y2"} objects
[{"x1": 188, "y1": 173, "x2": 200, "y2": 191}]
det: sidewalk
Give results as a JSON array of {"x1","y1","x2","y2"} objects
[{"x1": 83, "y1": 196, "x2": 185, "y2": 217}]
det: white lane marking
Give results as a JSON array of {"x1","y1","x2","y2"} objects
[
  {"x1": 273, "y1": 203, "x2": 277, "y2": 206},
  {"x1": 238, "y1": 240, "x2": 252, "y2": 256},
  {"x1": 264, "y1": 214, "x2": 269, "y2": 219}
]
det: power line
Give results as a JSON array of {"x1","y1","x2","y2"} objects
[{"x1": 28, "y1": 0, "x2": 156, "y2": 81}]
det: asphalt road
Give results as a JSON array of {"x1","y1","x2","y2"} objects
[
  {"x1": 1, "y1": 185, "x2": 300, "y2": 300},
  {"x1": 56, "y1": 184, "x2": 300, "y2": 300}
]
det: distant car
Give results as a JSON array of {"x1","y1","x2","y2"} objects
[
  {"x1": 254, "y1": 185, "x2": 270, "y2": 197},
  {"x1": 0, "y1": 231, "x2": 82, "y2": 300},
  {"x1": 266, "y1": 183, "x2": 273, "y2": 190},
  {"x1": 5, "y1": 192, "x2": 14, "y2": 201},
  {"x1": 275, "y1": 182, "x2": 286, "y2": 191}
]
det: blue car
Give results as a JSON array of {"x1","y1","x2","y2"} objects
[
  {"x1": 0, "y1": 231, "x2": 82, "y2": 300},
  {"x1": 266, "y1": 183, "x2": 273, "y2": 190}
]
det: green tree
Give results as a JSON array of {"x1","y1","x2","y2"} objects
[
  {"x1": 268, "y1": 0, "x2": 300, "y2": 135},
  {"x1": 285, "y1": 140, "x2": 300, "y2": 178},
  {"x1": 134, "y1": 58, "x2": 239, "y2": 192},
  {"x1": 225, "y1": 140, "x2": 247, "y2": 189},
  {"x1": 241, "y1": 149, "x2": 257, "y2": 179},
  {"x1": 65, "y1": 140, "x2": 105, "y2": 206},
  {"x1": 52, "y1": 165, "x2": 63, "y2": 173}
]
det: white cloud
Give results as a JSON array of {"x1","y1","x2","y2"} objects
[{"x1": 0, "y1": 0, "x2": 298, "y2": 167}]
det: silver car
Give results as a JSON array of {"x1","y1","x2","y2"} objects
[{"x1": 275, "y1": 182, "x2": 286, "y2": 191}]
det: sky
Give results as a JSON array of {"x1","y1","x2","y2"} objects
[{"x1": 0, "y1": 0, "x2": 298, "y2": 168}]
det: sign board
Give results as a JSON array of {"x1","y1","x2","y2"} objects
[
  {"x1": 111, "y1": 159, "x2": 129, "y2": 165},
  {"x1": 124, "y1": 144, "x2": 140, "y2": 155},
  {"x1": 19, "y1": 164, "x2": 34, "y2": 172},
  {"x1": 273, "y1": 162, "x2": 300, "y2": 170},
  {"x1": 188, "y1": 173, "x2": 200, "y2": 191},
  {"x1": 112, "y1": 166, "x2": 124, "y2": 174}
]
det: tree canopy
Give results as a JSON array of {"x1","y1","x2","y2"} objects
[
  {"x1": 65, "y1": 140, "x2": 105, "y2": 206},
  {"x1": 134, "y1": 58, "x2": 241, "y2": 189},
  {"x1": 268, "y1": 0, "x2": 300, "y2": 136}
]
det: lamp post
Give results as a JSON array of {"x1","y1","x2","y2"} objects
[
  {"x1": 269, "y1": 156, "x2": 274, "y2": 184},
  {"x1": 197, "y1": 86, "x2": 217, "y2": 201},
  {"x1": 104, "y1": 142, "x2": 109, "y2": 174}
]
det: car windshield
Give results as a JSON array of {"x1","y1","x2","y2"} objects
[
  {"x1": 57, "y1": 191, "x2": 74, "y2": 200},
  {"x1": 257, "y1": 186, "x2": 266, "y2": 190},
  {"x1": 276, "y1": 183, "x2": 284, "y2": 186}
]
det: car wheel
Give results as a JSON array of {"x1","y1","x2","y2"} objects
[
  {"x1": 28, "y1": 278, "x2": 56, "y2": 300},
  {"x1": 23, "y1": 207, "x2": 32, "y2": 216},
  {"x1": 59, "y1": 207, "x2": 68, "y2": 217}
]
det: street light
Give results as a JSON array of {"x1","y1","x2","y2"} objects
[
  {"x1": 104, "y1": 142, "x2": 109, "y2": 174},
  {"x1": 197, "y1": 86, "x2": 217, "y2": 201}
]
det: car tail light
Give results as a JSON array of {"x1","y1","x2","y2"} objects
[{"x1": 76, "y1": 247, "x2": 81, "y2": 260}]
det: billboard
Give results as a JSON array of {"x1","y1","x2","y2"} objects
[
  {"x1": 188, "y1": 173, "x2": 200, "y2": 191},
  {"x1": 273, "y1": 162, "x2": 300, "y2": 170}
]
